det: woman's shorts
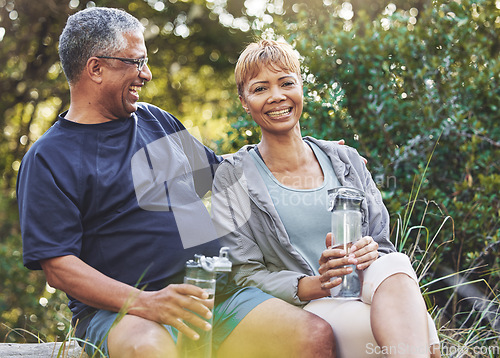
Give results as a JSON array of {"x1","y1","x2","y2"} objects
[{"x1": 304, "y1": 252, "x2": 440, "y2": 358}]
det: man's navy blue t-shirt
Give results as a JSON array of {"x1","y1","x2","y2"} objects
[{"x1": 17, "y1": 103, "x2": 225, "y2": 334}]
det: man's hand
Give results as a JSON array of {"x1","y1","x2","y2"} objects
[
  {"x1": 337, "y1": 138, "x2": 368, "y2": 164},
  {"x1": 137, "y1": 284, "x2": 213, "y2": 340}
]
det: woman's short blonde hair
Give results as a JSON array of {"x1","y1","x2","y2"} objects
[{"x1": 235, "y1": 39, "x2": 301, "y2": 97}]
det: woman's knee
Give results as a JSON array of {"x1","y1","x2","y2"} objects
[{"x1": 297, "y1": 312, "x2": 337, "y2": 358}]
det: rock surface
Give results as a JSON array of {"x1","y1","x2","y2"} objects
[{"x1": 0, "y1": 343, "x2": 89, "y2": 358}]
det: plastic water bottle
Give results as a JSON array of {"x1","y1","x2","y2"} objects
[
  {"x1": 328, "y1": 187, "x2": 365, "y2": 299},
  {"x1": 178, "y1": 247, "x2": 232, "y2": 358}
]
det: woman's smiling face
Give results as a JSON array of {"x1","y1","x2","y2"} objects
[{"x1": 240, "y1": 65, "x2": 304, "y2": 136}]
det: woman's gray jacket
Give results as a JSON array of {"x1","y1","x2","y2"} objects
[{"x1": 211, "y1": 137, "x2": 396, "y2": 306}]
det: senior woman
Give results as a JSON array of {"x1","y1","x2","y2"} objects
[{"x1": 211, "y1": 39, "x2": 440, "y2": 358}]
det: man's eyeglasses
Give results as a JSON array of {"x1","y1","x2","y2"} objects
[{"x1": 96, "y1": 56, "x2": 148, "y2": 72}]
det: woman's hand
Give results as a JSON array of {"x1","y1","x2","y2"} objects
[
  {"x1": 318, "y1": 244, "x2": 357, "y2": 290},
  {"x1": 319, "y1": 233, "x2": 378, "y2": 290},
  {"x1": 350, "y1": 236, "x2": 379, "y2": 270}
]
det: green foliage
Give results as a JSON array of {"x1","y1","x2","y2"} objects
[
  {"x1": 0, "y1": 233, "x2": 71, "y2": 343},
  {"x1": 284, "y1": 0, "x2": 499, "y2": 330}
]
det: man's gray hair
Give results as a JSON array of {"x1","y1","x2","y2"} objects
[{"x1": 59, "y1": 7, "x2": 144, "y2": 84}]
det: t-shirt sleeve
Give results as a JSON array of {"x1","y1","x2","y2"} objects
[{"x1": 17, "y1": 147, "x2": 83, "y2": 270}]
